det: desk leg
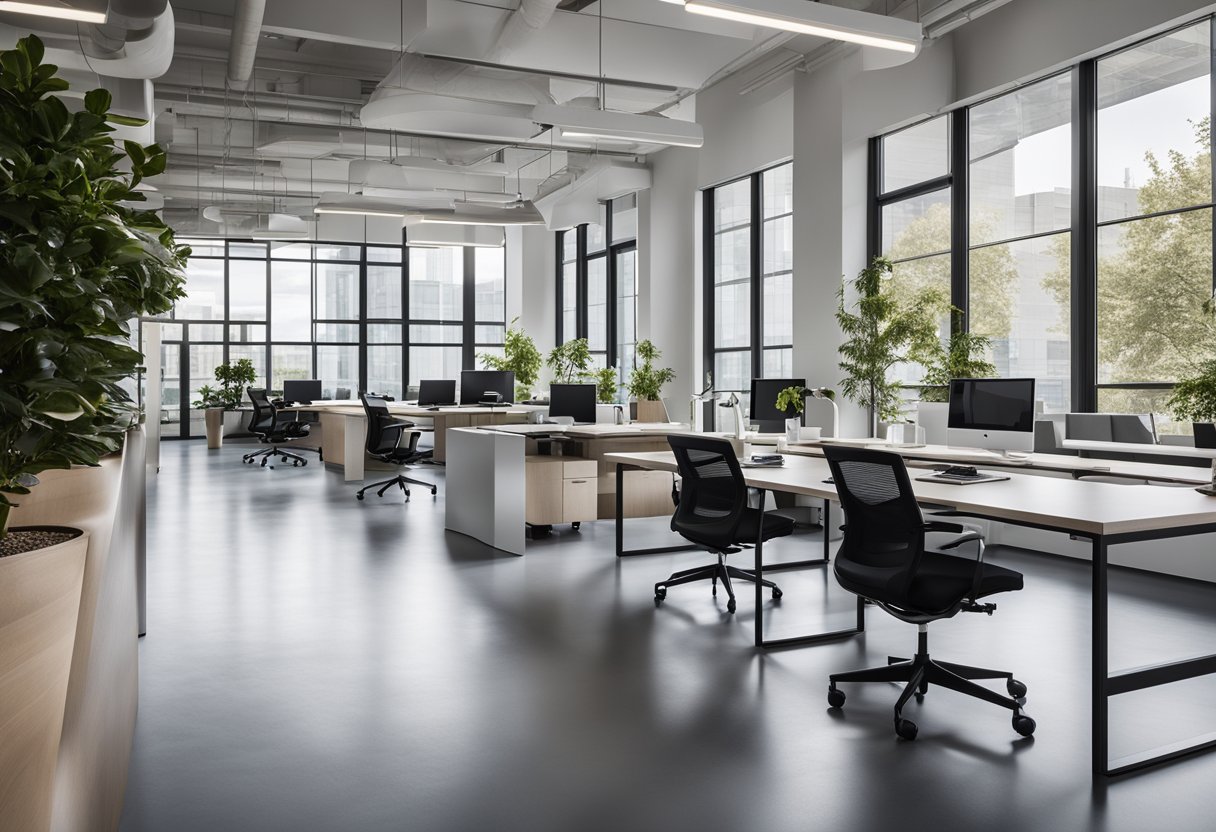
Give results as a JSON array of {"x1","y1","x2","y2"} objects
[
  {"x1": 1093, "y1": 536, "x2": 1108, "y2": 777},
  {"x1": 615, "y1": 462, "x2": 697, "y2": 558},
  {"x1": 343, "y1": 416, "x2": 365, "y2": 482}
]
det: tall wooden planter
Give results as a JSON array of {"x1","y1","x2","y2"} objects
[
  {"x1": 635, "y1": 399, "x2": 667, "y2": 423},
  {"x1": 0, "y1": 529, "x2": 88, "y2": 832}
]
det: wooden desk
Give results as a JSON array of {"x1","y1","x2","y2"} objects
[
  {"x1": 606, "y1": 449, "x2": 1216, "y2": 778},
  {"x1": 285, "y1": 402, "x2": 531, "y2": 479}
]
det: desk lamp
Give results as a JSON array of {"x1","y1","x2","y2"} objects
[{"x1": 805, "y1": 387, "x2": 840, "y2": 438}]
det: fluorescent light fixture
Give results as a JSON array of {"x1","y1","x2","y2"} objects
[
  {"x1": 533, "y1": 104, "x2": 704, "y2": 149},
  {"x1": 684, "y1": 0, "x2": 921, "y2": 54},
  {"x1": 313, "y1": 192, "x2": 409, "y2": 219},
  {"x1": 314, "y1": 207, "x2": 406, "y2": 218},
  {"x1": 0, "y1": 1, "x2": 106, "y2": 23},
  {"x1": 406, "y1": 224, "x2": 505, "y2": 248},
  {"x1": 406, "y1": 201, "x2": 546, "y2": 227}
]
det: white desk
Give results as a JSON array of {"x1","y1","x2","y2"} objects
[
  {"x1": 1062, "y1": 438, "x2": 1216, "y2": 459},
  {"x1": 606, "y1": 449, "x2": 1216, "y2": 778}
]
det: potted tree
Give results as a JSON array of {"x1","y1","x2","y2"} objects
[
  {"x1": 916, "y1": 327, "x2": 996, "y2": 444},
  {"x1": 194, "y1": 358, "x2": 257, "y2": 449},
  {"x1": 0, "y1": 35, "x2": 186, "y2": 829},
  {"x1": 479, "y1": 317, "x2": 542, "y2": 402},
  {"x1": 547, "y1": 337, "x2": 593, "y2": 385},
  {"x1": 836, "y1": 256, "x2": 948, "y2": 437},
  {"x1": 1167, "y1": 360, "x2": 1216, "y2": 449},
  {"x1": 590, "y1": 366, "x2": 620, "y2": 405},
  {"x1": 626, "y1": 339, "x2": 676, "y2": 423}
]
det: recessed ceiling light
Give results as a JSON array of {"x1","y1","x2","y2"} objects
[{"x1": 0, "y1": 1, "x2": 107, "y2": 23}]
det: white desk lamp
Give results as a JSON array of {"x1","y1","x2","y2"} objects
[
  {"x1": 718, "y1": 392, "x2": 747, "y2": 440},
  {"x1": 689, "y1": 381, "x2": 719, "y2": 432},
  {"x1": 806, "y1": 387, "x2": 840, "y2": 438}
]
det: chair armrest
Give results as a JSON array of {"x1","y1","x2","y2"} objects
[
  {"x1": 933, "y1": 531, "x2": 988, "y2": 600},
  {"x1": 923, "y1": 520, "x2": 968, "y2": 535}
]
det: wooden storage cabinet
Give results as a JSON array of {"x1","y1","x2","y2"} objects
[{"x1": 525, "y1": 457, "x2": 598, "y2": 526}]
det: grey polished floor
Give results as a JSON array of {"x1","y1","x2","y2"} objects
[{"x1": 120, "y1": 442, "x2": 1216, "y2": 832}]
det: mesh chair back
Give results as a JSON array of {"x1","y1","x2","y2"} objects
[
  {"x1": 667, "y1": 434, "x2": 747, "y2": 549},
  {"x1": 361, "y1": 393, "x2": 401, "y2": 455},
  {"x1": 246, "y1": 388, "x2": 276, "y2": 435},
  {"x1": 823, "y1": 446, "x2": 925, "y2": 604}
]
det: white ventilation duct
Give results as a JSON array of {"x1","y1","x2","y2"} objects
[
  {"x1": 227, "y1": 0, "x2": 267, "y2": 90},
  {"x1": 489, "y1": 0, "x2": 561, "y2": 61},
  {"x1": 533, "y1": 159, "x2": 651, "y2": 230},
  {"x1": 348, "y1": 159, "x2": 510, "y2": 196}
]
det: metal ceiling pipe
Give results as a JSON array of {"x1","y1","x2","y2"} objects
[{"x1": 227, "y1": 0, "x2": 267, "y2": 91}]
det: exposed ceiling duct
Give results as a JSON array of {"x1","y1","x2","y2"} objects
[
  {"x1": 227, "y1": 0, "x2": 266, "y2": 90},
  {"x1": 533, "y1": 157, "x2": 650, "y2": 229}
]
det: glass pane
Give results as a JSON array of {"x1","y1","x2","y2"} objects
[
  {"x1": 316, "y1": 262, "x2": 360, "y2": 320},
  {"x1": 970, "y1": 73, "x2": 1072, "y2": 246},
  {"x1": 587, "y1": 204, "x2": 607, "y2": 253},
  {"x1": 1097, "y1": 22, "x2": 1211, "y2": 222},
  {"x1": 615, "y1": 248, "x2": 637, "y2": 373},
  {"x1": 475, "y1": 247, "x2": 505, "y2": 323},
  {"x1": 228, "y1": 260, "x2": 267, "y2": 321},
  {"x1": 228, "y1": 242, "x2": 266, "y2": 258},
  {"x1": 229, "y1": 323, "x2": 265, "y2": 342},
  {"x1": 763, "y1": 347, "x2": 792, "y2": 377},
  {"x1": 882, "y1": 115, "x2": 949, "y2": 192},
  {"x1": 762, "y1": 163, "x2": 793, "y2": 218},
  {"x1": 714, "y1": 283, "x2": 751, "y2": 349},
  {"x1": 178, "y1": 238, "x2": 224, "y2": 257},
  {"x1": 969, "y1": 233, "x2": 1071, "y2": 413},
  {"x1": 762, "y1": 273, "x2": 792, "y2": 347},
  {"x1": 611, "y1": 194, "x2": 638, "y2": 242},
  {"x1": 367, "y1": 246, "x2": 403, "y2": 263},
  {"x1": 188, "y1": 343, "x2": 223, "y2": 437},
  {"x1": 410, "y1": 324, "x2": 463, "y2": 343},
  {"x1": 410, "y1": 346, "x2": 463, "y2": 387},
  {"x1": 561, "y1": 229, "x2": 577, "y2": 263},
  {"x1": 562, "y1": 261, "x2": 578, "y2": 337},
  {"x1": 1097, "y1": 209, "x2": 1213, "y2": 386},
  {"x1": 368, "y1": 345, "x2": 403, "y2": 400},
  {"x1": 159, "y1": 342, "x2": 179, "y2": 430},
  {"x1": 160, "y1": 323, "x2": 183, "y2": 341},
  {"x1": 762, "y1": 215, "x2": 792, "y2": 274},
  {"x1": 368, "y1": 265, "x2": 403, "y2": 319},
  {"x1": 179, "y1": 259, "x2": 224, "y2": 320},
  {"x1": 714, "y1": 350, "x2": 752, "y2": 392},
  {"x1": 270, "y1": 344, "x2": 312, "y2": 393},
  {"x1": 714, "y1": 178, "x2": 750, "y2": 230},
  {"x1": 587, "y1": 256, "x2": 607, "y2": 352},
  {"x1": 315, "y1": 244, "x2": 362, "y2": 261},
  {"x1": 190, "y1": 323, "x2": 225, "y2": 342},
  {"x1": 315, "y1": 323, "x2": 359, "y2": 343},
  {"x1": 475, "y1": 324, "x2": 505, "y2": 344},
  {"x1": 368, "y1": 323, "x2": 402, "y2": 344},
  {"x1": 270, "y1": 242, "x2": 311, "y2": 260},
  {"x1": 271, "y1": 261, "x2": 311, "y2": 341},
  {"x1": 882, "y1": 190, "x2": 951, "y2": 259},
  {"x1": 714, "y1": 227, "x2": 751, "y2": 282},
  {"x1": 888, "y1": 254, "x2": 951, "y2": 386},
  {"x1": 1097, "y1": 388, "x2": 1187, "y2": 435},
  {"x1": 409, "y1": 247, "x2": 464, "y2": 320},
  {"x1": 228, "y1": 344, "x2": 267, "y2": 388},
  {"x1": 317, "y1": 345, "x2": 359, "y2": 399}
]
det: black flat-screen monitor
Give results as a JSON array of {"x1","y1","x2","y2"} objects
[
  {"x1": 749, "y1": 378, "x2": 806, "y2": 433},
  {"x1": 549, "y1": 384, "x2": 597, "y2": 424},
  {"x1": 418, "y1": 379, "x2": 457, "y2": 406},
  {"x1": 460, "y1": 370, "x2": 514, "y2": 405},
  {"x1": 282, "y1": 379, "x2": 322, "y2": 405},
  {"x1": 947, "y1": 377, "x2": 1036, "y2": 454}
]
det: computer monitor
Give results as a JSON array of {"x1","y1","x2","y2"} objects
[
  {"x1": 282, "y1": 379, "x2": 322, "y2": 405},
  {"x1": 749, "y1": 378, "x2": 806, "y2": 433},
  {"x1": 947, "y1": 378, "x2": 1036, "y2": 456},
  {"x1": 418, "y1": 379, "x2": 457, "y2": 406},
  {"x1": 459, "y1": 370, "x2": 514, "y2": 405},
  {"x1": 548, "y1": 384, "x2": 597, "y2": 424}
]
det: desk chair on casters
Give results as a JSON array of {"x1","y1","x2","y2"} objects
[
  {"x1": 822, "y1": 446, "x2": 1035, "y2": 741},
  {"x1": 356, "y1": 394, "x2": 437, "y2": 503},
  {"x1": 243, "y1": 388, "x2": 313, "y2": 468},
  {"x1": 655, "y1": 435, "x2": 789, "y2": 614}
]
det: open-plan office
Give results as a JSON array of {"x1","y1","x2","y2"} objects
[{"x1": 7, "y1": 1, "x2": 1216, "y2": 831}]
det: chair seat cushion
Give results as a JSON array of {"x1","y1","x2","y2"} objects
[
  {"x1": 734, "y1": 508, "x2": 796, "y2": 545},
  {"x1": 904, "y1": 551, "x2": 1023, "y2": 611}
]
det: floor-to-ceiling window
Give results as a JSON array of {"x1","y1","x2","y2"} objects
[
  {"x1": 703, "y1": 161, "x2": 794, "y2": 426},
  {"x1": 869, "y1": 16, "x2": 1216, "y2": 430},
  {"x1": 155, "y1": 239, "x2": 506, "y2": 438},
  {"x1": 555, "y1": 194, "x2": 639, "y2": 386}
]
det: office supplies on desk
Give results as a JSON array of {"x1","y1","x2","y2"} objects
[{"x1": 917, "y1": 465, "x2": 1009, "y2": 485}]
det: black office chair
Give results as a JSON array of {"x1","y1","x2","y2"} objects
[
  {"x1": 655, "y1": 435, "x2": 788, "y2": 613},
  {"x1": 822, "y1": 446, "x2": 1035, "y2": 740},
  {"x1": 243, "y1": 388, "x2": 313, "y2": 468},
  {"x1": 356, "y1": 393, "x2": 437, "y2": 502}
]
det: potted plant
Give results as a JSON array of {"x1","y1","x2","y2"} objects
[
  {"x1": 775, "y1": 386, "x2": 805, "y2": 443},
  {"x1": 193, "y1": 358, "x2": 257, "y2": 449},
  {"x1": 479, "y1": 317, "x2": 542, "y2": 402},
  {"x1": 916, "y1": 327, "x2": 995, "y2": 444},
  {"x1": 836, "y1": 256, "x2": 948, "y2": 437},
  {"x1": 547, "y1": 337, "x2": 593, "y2": 385},
  {"x1": 0, "y1": 35, "x2": 185, "y2": 828},
  {"x1": 1167, "y1": 359, "x2": 1216, "y2": 449},
  {"x1": 626, "y1": 339, "x2": 676, "y2": 423},
  {"x1": 590, "y1": 366, "x2": 620, "y2": 405}
]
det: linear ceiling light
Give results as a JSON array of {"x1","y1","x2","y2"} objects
[
  {"x1": 313, "y1": 192, "x2": 409, "y2": 219},
  {"x1": 406, "y1": 224, "x2": 506, "y2": 248},
  {"x1": 684, "y1": 0, "x2": 921, "y2": 53},
  {"x1": 532, "y1": 104, "x2": 705, "y2": 149},
  {"x1": 0, "y1": 1, "x2": 107, "y2": 23}
]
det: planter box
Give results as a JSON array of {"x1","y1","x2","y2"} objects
[
  {"x1": 0, "y1": 528, "x2": 88, "y2": 832},
  {"x1": 635, "y1": 399, "x2": 667, "y2": 424}
]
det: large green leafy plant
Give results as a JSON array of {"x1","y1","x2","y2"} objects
[
  {"x1": 626, "y1": 339, "x2": 675, "y2": 401},
  {"x1": 479, "y1": 317, "x2": 542, "y2": 401},
  {"x1": 918, "y1": 326, "x2": 996, "y2": 403},
  {"x1": 0, "y1": 35, "x2": 188, "y2": 537},
  {"x1": 547, "y1": 338, "x2": 593, "y2": 384},
  {"x1": 194, "y1": 359, "x2": 257, "y2": 410},
  {"x1": 1167, "y1": 360, "x2": 1216, "y2": 423},
  {"x1": 836, "y1": 256, "x2": 947, "y2": 433}
]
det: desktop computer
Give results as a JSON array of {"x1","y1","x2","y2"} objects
[
  {"x1": 548, "y1": 384, "x2": 597, "y2": 425},
  {"x1": 282, "y1": 379, "x2": 322, "y2": 405},
  {"x1": 946, "y1": 377, "x2": 1036, "y2": 457},
  {"x1": 459, "y1": 370, "x2": 515, "y2": 405},
  {"x1": 418, "y1": 379, "x2": 457, "y2": 407},
  {"x1": 749, "y1": 377, "x2": 806, "y2": 433}
]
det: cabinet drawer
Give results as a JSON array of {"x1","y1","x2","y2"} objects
[
  {"x1": 562, "y1": 459, "x2": 598, "y2": 480},
  {"x1": 562, "y1": 478, "x2": 598, "y2": 523}
]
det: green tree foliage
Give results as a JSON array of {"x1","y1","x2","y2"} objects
[
  {"x1": 1167, "y1": 359, "x2": 1216, "y2": 423},
  {"x1": 194, "y1": 359, "x2": 257, "y2": 410},
  {"x1": 837, "y1": 257, "x2": 948, "y2": 429},
  {"x1": 625, "y1": 339, "x2": 675, "y2": 401},
  {"x1": 0, "y1": 36, "x2": 188, "y2": 536},
  {"x1": 590, "y1": 366, "x2": 620, "y2": 404},
  {"x1": 547, "y1": 338, "x2": 593, "y2": 384},
  {"x1": 919, "y1": 326, "x2": 997, "y2": 403},
  {"x1": 480, "y1": 318, "x2": 542, "y2": 401}
]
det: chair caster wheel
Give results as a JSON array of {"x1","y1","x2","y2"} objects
[
  {"x1": 828, "y1": 687, "x2": 845, "y2": 709},
  {"x1": 654, "y1": 587, "x2": 667, "y2": 604},
  {"x1": 726, "y1": 599, "x2": 737, "y2": 614},
  {"x1": 431, "y1": 488, "x2": 438, "y2": 496},
  {"x1": 772, "y1": 587, "x2": 783, "y2": 599},
  {"x1": 1012, "y1": 713, "x2": 1036, "y2": 737},
  {"x1": 356, "y1": 493, "x2": 365, "y2": 501},
  {"x1": 281, "y1": 456, "x2": 288, "y2": 463},
  {"x1": 571, "y1": 522, "x2": 580, "y2": 531},
  {"x1": 895, "y1": 718, "x2": 918, "y2": 741},
  {"x1": 1007, "y1": 678, "x2": 1027, "y2": 698}
]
